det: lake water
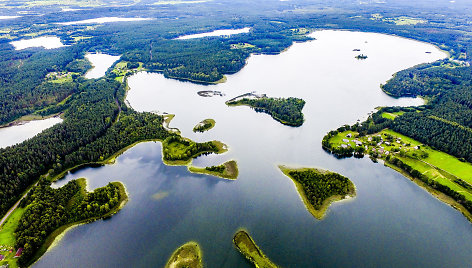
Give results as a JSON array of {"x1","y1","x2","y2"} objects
[
  {"x1": 0, "y1": 15, "x2": 19, "y2": 20},
  {"x1": 58, "y1": 17, "x2": 152, "y2": 25},
  {"x1": 34, "y1": 31, "x2": 472, "y2": 268},
  {"x1": 0, "y1": 117, "x2": 62, "y2": 149},
  {"x1": 84, "y1": 53, "x2": 120, "y2": 79},
  {"x1": 176, "y1": 27, "x2": 251, "y2": 39},
  {"x1": 10, "y1": 36, "x2": 64, "y2": 50}
]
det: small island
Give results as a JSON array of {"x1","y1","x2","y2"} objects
[
  {"x1": 165, "y1": 241, "x2": 203, "y2": 268},
  {"x1": 162, "y1": 135, "x2": 228, "y2": 165},
  {"x1": 279, "y1": 166, "x2": 356, "y2": 220},
  {"x1": 226, "y1": 93, "x2": 305, "y2": 127},
  {"x1": 193, "y1": 119, "x2": 216, "y2": 133},
  {"x1": 233, "y1": 230, "x2": 278, "y2": 268},
  {"x1": 189, "y1": 160, "x2": 239, "y2": 180},
  {"x1": 355, "y1": 54, "x2": 368, "y2": 60},
  {"x1": 197, "y1": 90, "x2": 225, "y2": 97}
]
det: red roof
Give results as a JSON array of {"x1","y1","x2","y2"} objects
[
  {"x1": 0, "y1": 254, "x2": 5, "y2": 260},
  {"x1": 14, "y1": 247, "x2": 23, "y2": 257}
]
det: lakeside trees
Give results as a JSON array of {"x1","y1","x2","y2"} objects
[
  {"x1": 227, "y1": 96, "x2": 305, "y2": 126},
  {"x1": 15, "y1": 179, "x2": 124, "y2": 266}
]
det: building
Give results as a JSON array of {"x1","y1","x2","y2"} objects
[{"x1": 14, "y1": 248, "x2": 23, "y2": 258}]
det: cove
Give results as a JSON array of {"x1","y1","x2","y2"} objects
[
  {"x1": 84, "y1": 53, "x2": 120, "y2": 79},
  {"x1": 0, "y1": 117, "x2": 62, "y2": 149},
  {"x1": 10, "y1": 36, "x2": 64, "y2": 50},
  {"x1": 176, "y1": 27, "x2": 251, "y2": 39},
  {"x1": 34, "y1": 31, "x2": 472, "y2": 268}
]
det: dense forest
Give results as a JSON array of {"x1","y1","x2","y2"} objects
[
  {"x1": 227, "y1": 96, "x2": 305, "y2": 126},
  {"x1": 15, "y1": 178, "x2": 124, "y2": 266},
  {"x1": 287, "y1": 169, "x2": 354, "y2": 210}
]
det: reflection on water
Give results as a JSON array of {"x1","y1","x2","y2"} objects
[
  {"x1": 84, "y1": 53, "x2": 120, "y2": 79},
  {"x1": 176, "y1": 27, "x2": 251, "y2": 39},
  {"x1": 34, "y1": 31, "x2": 472, "y2": 268},
  {"x1": 10, "y1": 36, "x2": 64, "y2": 50},
  {"x1": 58, "y1": 17, "x2": 152, "y2": 25},
  {"x1": 0, "y1": 117, "x2": 62, "y2": 148}
]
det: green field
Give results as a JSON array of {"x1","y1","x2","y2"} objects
[
  {"x1": 381, "y1": 111, "x2": 405, "y2": 120},
  {"x1": 327, "y1": 129, "x2": 472, "y2": 201},
  {"x1": 0, "y1": 208, "x2": 24, "y2": 268}
]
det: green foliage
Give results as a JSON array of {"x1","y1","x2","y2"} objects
[
  {"x1": 228, "y1": 97, "x2": 305, "y2": 126},
  {"x1": 205, "y1": 165, "x2": 225, "y2": 173},
  {"x1": 288, "y1": 170, "x2": 353, "y2": 210},
  {"x1": 15, "y1": 179, "x2": 121, "y2": 266},
  {"x1": 162, "y1": 135, "x2": 219, "y2": 162}
]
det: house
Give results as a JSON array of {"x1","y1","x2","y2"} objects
[
  {"x1": 368, "y1": 137, "x2": 372, "y2": 142},
  {"x1": 14, "y1": 248, "x2": 23, "y2": 258},
  {"x1": 346, "y1": 133, "x2": 352, "y2": 138},
  {"x1": 341, "y1": 144, "x2": 348, "y2": 148},
  {"x1": 0, "y1": 254, "x2": 4, "y2": 261},
  {"x1": 385, "y1": 151, "x2": 390, "y2": 155},
  {"x1": 343, "y1": 139, "x2": 349, "y2": 143},
  {"x1": 385, "y1": 142, "x2": 390, "y2": 145}
]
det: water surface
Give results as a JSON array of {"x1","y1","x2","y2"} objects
[
  {"x1": 84, "y1": 53, "x2": 120, "y2": 79},
  {"x1": 10, "y1": 36, "x2": 64, "y2": 50},
  {"x1": 176, "y1": 27, "x2": 251, "y2": 39},
  {"x1": 0, "y1": 117, "x2": 62, "y2": 149},
  {"x1": 35, "y1": 31, "x2": 472, "y2": 268},
  {"x1": 58, "y1": 17, "x2": 152, "y2": 25}
]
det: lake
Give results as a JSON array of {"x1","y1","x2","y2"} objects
[
  {"x1": 34, "y1": 30, "x2": 472, "y2": 268},
  {"x1": 0, "y1": 117, "x2": 62, "y2": 149},
  {"x1": 10, "y1": 36, "x2": 64, "y2": 50},
  {"x1": 176, "y1": 27, "x2": 251, "y2": 39},
  {"x1": 58, "y1": 17, "x2": 152, "y2": 25},
  {"x1": 85, "y1": 53, "x2": 120, "y2": 79}
]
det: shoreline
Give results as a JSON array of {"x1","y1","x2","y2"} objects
[
  {"x1": 188, "y1": 160, "x2": 239, "y2": 180},
  {"x1": 278, "y1": 165, "x2": 356, "y2": 220},
  {"x1": 29, "y1": 180, "x2": 129, "y2": 267},
  {"x1": 0, "y1": 113, "x2": 62, "y2": 129},
  {"x1": 384, "y1": 161, "x2": 472, "y2": 222}
]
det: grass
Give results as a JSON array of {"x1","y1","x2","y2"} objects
[
  {"x1": 165, "y1": 241, "x2": 202, "y2": 268},
  {"x1": 279, "y1": 166, "x2": 356, "y2": 220},
  {"x1": 188, "y1": 160, "x2": 239, "y2": 180},
  {"x1": 0, "y1": 208, "x2": 24, "y2": 268},
  {"x1": 233, "y1": 230, "x2": 278, "y2": 268},
  {"x1": 193, "y1": 119, "x2": 215, "y2": 133},
  {"x1": 381, "y1": 111, "x2": 405, "y2": 120}
]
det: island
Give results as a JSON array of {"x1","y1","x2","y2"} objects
[
  {"x1": 226, "y1": 93, "x2": 305, "y2": 127},
  {"x1": 165, "y1": 241, "x2": 203, "y2": 268},
  {"x1": 355, "y1": 54, "x2": 368, "y2": 59},
  {"x1": 279, "y1": 166, "x2": 356, "y2": 220},
  {"x1": 193, "y1": 119, "x2": 216, "y2": 133},
  {"x1": 6, "y1": 178, "x2": 127, "y2": 267},
  {"x1": 188, "y1": 160, "x2": 239, "y2": 180},
  {"x1": 233, "y1": 230, "x2": 278, "y2": 268},
  {"x1": 162, "y1": 135, "x2": 228, "y2": 165}
]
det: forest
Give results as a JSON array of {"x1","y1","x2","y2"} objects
[
  {"x1": 287, "y1": 169, "x2": 354, "y2": 210},
  {"x1": 0, "y1": 0, "x2": 472, "y2": 264},
  {"x1": 15, "y1": 178, "x2": 124, "y2": 266},
  {"x1": 227, "y1": 96, "x2": 305, "y2": 126}
]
